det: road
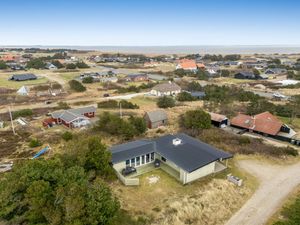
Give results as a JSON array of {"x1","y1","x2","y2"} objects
[
  {"x1": 0, "y1": 92, "x2": 150, "y2": 114},
  {"x1": 225, "y1": 159, "x2": 300, "y2": 225}
]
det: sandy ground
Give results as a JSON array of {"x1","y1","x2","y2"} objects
[{"x1": 225, "y1": 159, "x2": 300, "y2": 225}]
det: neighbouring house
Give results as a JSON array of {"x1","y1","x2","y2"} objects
[
  {"x1": 46, "y1": 106, "x2": 96, "y2": 128},
  {"x1": 240, "y1": 72, "x2": 268, "y2": 80},
  {"x1": 190, "y1": 91, "x2": 206, "y2": 99},
  {"x1": 197, "y1": 63, "x2": 206, "y2": 70},
  {"x1": 45, "y1": 62, "x2": 58, "y2": 70},
  {"x1": 110, "y1": 133, "x2": 233, "y2": 185},
  {"x1": 151, "y1": 82, "x2": 181, "y2": 96},
  {"x1": 230, "y1": 111, "x2": 296, "y2": 141},
  {"x1": 209, "y1": 112, "x2": 228, "y2": 128},
  {"x1": 80, "y1": 71, "x2": 118, "y2": 83},
  {"x1": 125, "y1": 74, "x2": 149, "y2": 82},
  {"x1": 9, "y1": 73, "x2": 37, "y2": 81},
  {"x1": 265, "y1": 68, "x2": 287, "y2": 75},
  {"x1": 147, "y1": 74, "x2": 168, "y2": 81},
  {"x1": 17, "y1": 86, "x2": 29, "y2": 96},
  {"x1": 176, "y1": 59, "x2": 198, "y2": 72},
  {"x1": 144, "y1": 109, "x2": 168, "y2": 129}
]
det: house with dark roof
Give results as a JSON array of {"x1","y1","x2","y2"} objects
[
  {"x1": 265, "y1": 68, "x2": 287, "y2": 75},
  {"x1": 150, "y1": 82, "x2": 181, "y2": 96},
  {"x1": 190, "y1": 91, "x2": 206, "y2": 99},
  {"x1": 230, "y1": 112, "x2": 296, "y2": 140},
  {"x1": 234, "y1": 72, "x2": 256, "y2": 79},
  {"x1": 125, "y1": 73, "x2": 149, "y2": 82},
  {"x1": 47, "y1": 106, "x2": 96, "y2": 128},
  {"x1": 9, "y1": 74, "x2": 37, "y2": 81},
  {"x1": 110, "y1": 133, "x2": 233, "y2": 185},
  {"x1": 144, "y1": 109, "x2": 168, "y2": 129}
]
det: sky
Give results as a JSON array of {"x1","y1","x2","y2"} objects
[{"x1": 0, "y1": 0, "x2": 300, "y2": 46}]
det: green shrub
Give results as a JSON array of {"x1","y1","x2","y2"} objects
[
  {"x1": 56, "y1": 101, "x2": 70, "y2": 109},
  {"x1": 157, "y1": 96, "x2": 175, "y2": 108},
  {"x1": 12, "y1": 109, "x2": 33, "y2": 119},
  {"x1": 97, "y1": 100, "x2": 139, "y2": 109},
  {"x1": 66, "y1": 63, "x2": 77, "y2": 69},
  {"x1": 61, "y1": 131, "x2": 73, "y2": 141},
  {"x1": 177, "y1": 92, "x2": 195, "y2": 101},
  {"x1": 82, "y1": 76, "x2": 94, "y2": 83},
  {"x1": 69, "y1": 79, "x2": 86, "y2": 92},
  {"x1": 182, "y1": 109, "x2": 211, "y2": 130},
  {"x1": 76, "y1": 61, "x2": 90, "y2": 68},
  {"x1": 29, "y1": 138, "x2": 42, "y2": 148}
]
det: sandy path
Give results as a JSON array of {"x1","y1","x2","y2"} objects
[
  {"x1": 225, "y1": 159, "x2": 300, "y2": 225},
  {"x1": 39, "y1": 73, "x2": 66, "y2": 86}
]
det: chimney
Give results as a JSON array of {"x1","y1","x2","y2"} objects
[{"x1": 172, "y1": 138, "x2": 182, "y2": 146}]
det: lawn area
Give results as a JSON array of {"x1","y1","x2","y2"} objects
[
  {"x1": 129, "y1": 96, "x2": 157, "y2": 108},
  {"x1": 59, "y1": 72, "x2": 80, "y2": 81},
  {"x1": 266, "y1": 186, "x2": 300, "y2": 225},
  {"x1": 111, "y1": 156, "x2": 258, "y2": 225},
  {"x1": 213, "y1": 77, "x2": 256, "y2": 85},
  {"x1": 0, "y1": 74, "x2": 48, "y2": 89}
]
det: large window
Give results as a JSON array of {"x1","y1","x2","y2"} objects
[
  {"x1": 151, "y1": 152, "x2": 154, "y2": 161},
  {"x1": 131, "y1": 158, "x2": 135, "y2": 166},
  {"x1": 126, "y1": 160, "x2": 130, "y2": 166},
  {"x1": 146, "y1": 154, "x2": 150, "y2": 163},
  {"x1": 161, "y1": 156, "x2": 166, "y2": 162},
  {"x1": 136, "y1": 156, "x2": 140, "y2": 166},
  {"x1": 141, "y1": 155, "x2": 145, "y2": 165}
]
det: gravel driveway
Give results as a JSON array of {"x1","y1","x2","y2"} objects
[{"x1": 225, "y1": 159, "x2": 300, "y2": 225}]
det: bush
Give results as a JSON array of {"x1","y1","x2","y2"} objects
[
  {"x1": 82, "y1": 76, "x2": 94, "y2": 83},
  {"x1": 157, "y1": 96, "x2": 175, "y2": 108},
  {"x1": 0, "y1": 60, "x2": 7, "y2": 69},
  {"x1": 29, "y1": 138, "x2": 42, "y2": 148},
  {"x1": 66, "y1": 63, "x2": 77, "y2": 69},
  {"x1": 61, "y1": 131, "x2": 73, "y2": 141},
  {"x1": 76, "y1": 61, "x2": 90, "y2": 68},
  {"x1": 56, "y1": 101, "x2": 70, "y2": 109},
  {"x1": 26, "y1": 58, "x2": 46, "y2": 69},
  {"x1": 95, "y1": 112, "x2": 145, "y2": 140},
  {"x1": 12, "y1": 109, "x2": 33, "y2": 119},
  {"x1": 177, "y1": 92, "x2": 195, "y2": 101},
  {"x1": 69, "y1": 79, "x2": 86, "y2": 92},
  {"x1": 182, "y1": 109, "x2": 211, "y2": 130},
  {"x1": 97, "y1": 100, "x2": 139, "y2": 109}
]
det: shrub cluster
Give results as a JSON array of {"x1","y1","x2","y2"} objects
[
  {"x1": 97, "y1": 100, "x2": 139, "y2": 109},
  {"x1": 69, "y1": 79, "x2": 86, "y2": 92}
]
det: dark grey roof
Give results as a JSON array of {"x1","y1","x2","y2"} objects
[
  {"x1": 155, "y1": 134, "x2": 232, "y2": 172},
  {"x1": 51, "y1": 106, "x2": 96, "y2": 122},
  {"x1": 111, "y1": 140, "x2": 154, "y2": 164},
  {"x1": 190, "y1": 91, "x2": 206, "y2": 98},
  {"x1": 145, "y1": 110, "x2": 167, "y2": 123},
  {"x1": 110, "y1": 133, "x2": 232, "y2": 173},
  {"x1": 10, "y1": 74, "x2": 37, "y2": 81}
]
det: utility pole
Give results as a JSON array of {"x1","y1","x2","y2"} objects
[
  {"x1": 119, "y1": 102, "x2": 122, "y2": 118},
  {"x1": 8, "y1": 106, "x2": 16, "y2": 135}
]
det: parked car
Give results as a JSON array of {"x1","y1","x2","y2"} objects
[
  {"x1": 45, "y1": 100, "x2": 52, "y2": 105},
  {"x1": 103, "y1": 93, "x2": 110, "y2": 97},
  {"x1": 122, "y1": 166, "x2": 136, "y2": 176}
]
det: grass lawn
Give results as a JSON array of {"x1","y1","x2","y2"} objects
[
  {"x1": 213, "y1": 77, "x2": 256, "y2": 85},
  {"x1": 111, "y1": 156, "x2": 258, "y2": 225},
  {"x1": 59, "y1": 72, "x2": 80, "y2": 81},
  {"x1": 266, "y1": 185, "x2": 300, "y2": 225},
  {"x1": 0, "y1": 74, "x2": 48, "y2": 89},
  {"x1": 129, "y1": 96, "x2": 157, "y2": 108}
]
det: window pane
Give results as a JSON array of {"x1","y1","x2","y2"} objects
[
  {"x1": 136, "y1": 156, "x2": 140, "y2": 166},
  {"x1": 141, "y1": 155, "x2": 145, "y2": 164},
  {"x1": 126, "y1": 160, "x2": 130, "y2": 166},
  {"x1": 151, "y1": 152, "x2": 154, "y2": 161},
  {"x1": 131, "y1": 158, "x2": 135, "y2": 166},
  {"x1": 146, "y1": 154, "x2": 150, "y2": 163}
]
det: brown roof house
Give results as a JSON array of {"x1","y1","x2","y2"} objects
[
  {"x1": 209, "y1": 112, "x2": 228, "y2": 128},
  {"x1": 144, "y1": 109, "x2": 168, "y2": 129},
  {"x1": 150, "y1": 82, "x2": 181, "y2": 96},
  {"x1": 230, "y1": 111, "x2": 296, "y2": 140},
  {"x1": 176, "y1": 59, "x2": 197, "y2": 72}
]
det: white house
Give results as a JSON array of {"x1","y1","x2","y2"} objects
[{"x1": 150, "y1": 82, "x2": 181, "y2": 96}]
